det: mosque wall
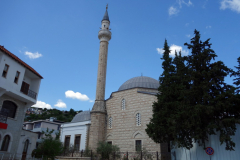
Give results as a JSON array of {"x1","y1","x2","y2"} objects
[{"x1": 105, "y1": 88, "x2": 168, "y2": 153}]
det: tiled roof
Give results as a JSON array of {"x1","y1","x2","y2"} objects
[{"x1": 0, "y1": 45, "x2": 43, "y2": 79}]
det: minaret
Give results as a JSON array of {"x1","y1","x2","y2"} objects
[{"x1": 88, "y1": 5, "x2": 111, "y2": 151}]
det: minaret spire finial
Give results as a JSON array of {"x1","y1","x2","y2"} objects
[{"x1": 106, "y1": 4, "x2": 108, "y2": 10}]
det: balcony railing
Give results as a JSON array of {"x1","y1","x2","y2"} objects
[
  {"x1": 0, "y1": 111, "x2": 8, "y2": 123},
  {"x1": 28, "y1": 89, "x2": 37, "y2": 99},
  {"x1": 20, "y1": 82, "x2": 37, "y2": 99}
]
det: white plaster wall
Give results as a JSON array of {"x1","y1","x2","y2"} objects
[
  {"x1": 0, "y1": 52, "x2": 3, "y2": 63},
  {"x1": 171, "y1": 124, "x2": 240, "y2": 160},
  {"x1": 0, "y1": 51, "x2": 42, "y2": 104},
  {"x1": 41, "y1": 122, "x2": 59, "y2": 130},
  {"x1": 0, "y1": 53, "x2": 26, "y2": 92},
  {"x1": 26, "y1": 124, "x2": 33, "y2": 130},
  {"x1": 16, "y1": 130, "x2": 38, "y2": 160},
  {"x1": 23, "y1": 76, "x2": 31, "y2": 86},
  {"x1": 30, "y1": 79, "x2": 41, "y2": 98},
  {"x1": 61, "y1": 120, "x2": 90, "y2": 151},
  {"x1": 0, "y1": 95, "x2": 30, "y2": 157}
]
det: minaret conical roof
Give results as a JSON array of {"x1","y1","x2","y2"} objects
[{"x1": 102, "y1": 10, "x2": 110, "y2": 21}]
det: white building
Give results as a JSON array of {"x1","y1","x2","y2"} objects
[
  {"x1": 0, "y1": 45, "x2": 43, "y2": 159},
  {"x1": 60, "y1": 111, "x2": 91, "y2": 151},
  {"x1": 23, "y1": 118, "x2": 63, "y2": 147}
]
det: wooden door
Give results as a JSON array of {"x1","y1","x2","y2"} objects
[
  {"x1": 21, "y1": 140, "x2": 29, "y2": 160},
  {"x1": 20, "y1": 81, "x2": 30, "y2": 95}
]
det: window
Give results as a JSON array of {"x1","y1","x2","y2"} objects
[
  {"x1": 121, "y1": 99, "x2": 125, "y2": 110},
  {"x1": 107, "y1": 141, "x2": 112, "y2": 145},
  {"x1": 135, "y1": 140, "x2": 142, "y2": 151},
  {"x1": 109, "y1": 117, "x2": 112, "y2": 129},
  {"x1": 14, "y1": 71, "x2": 20, "y2": 84},
  {"x1": 74, "y1": 135, "x2": 81, "y2": 151},
  {"x1": 1, "y1": 100, "x2": 17, "y2": 118},
  {"x1": 2, "y1": 64, "x2": 9, "y2": 78},
  {"x1": 136, "y1": 113, "x2": 141, "y2": 126},
  {"x1": 34, "y1": 122, "x2": 41, "y2": 128},
  {"x1": 64, "y1": 136, "x2": 71, "y2": 148},
  {"x1": 1, "y1": 135, "x2": 10, "y2": 151}
]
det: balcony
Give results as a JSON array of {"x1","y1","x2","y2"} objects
[
  {"x1": 0, "y1": 111, "x2": 8, "y2": 129},
  {"x1": 20, "y1": 81, "x2": 37, "y2": 99}
]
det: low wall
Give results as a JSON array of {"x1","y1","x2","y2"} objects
[{"x1": 56, "y1": 156, "x2": 91, "y2": 160}]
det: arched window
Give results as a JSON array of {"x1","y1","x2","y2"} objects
[
  {"x1": 136, "y1": 113, "x2": 141, "y2": 126},
  {"x1": 121, "y1": 99, "x2": 125, "y2": 110},
  {"x1": 109, "y1": 117, "x2": 112, "y2": 129},
  {"x1": 1, "y1": 101, "x2": 17, "y2": 118},
  {"x1": 1, "y1": 135, "x2": 10, "y2": 151}
]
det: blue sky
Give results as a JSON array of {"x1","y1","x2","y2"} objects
[{"x1": 1, "y1": 0, "x2": 240, "y2": 111}]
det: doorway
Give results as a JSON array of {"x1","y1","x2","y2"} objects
[{"x1": 21, "y1": 139, "x2": 29, "y2": 160}]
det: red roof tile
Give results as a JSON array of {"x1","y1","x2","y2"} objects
[{"x1": 0, "y1": 45, "x2": 43, "y2": 79}]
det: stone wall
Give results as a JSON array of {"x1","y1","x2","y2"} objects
[
  {"x1": 105, "y1": 88, "x2": 170, "y2": 159},
  {"x1": 88, "y1": 112, "x2": 106, "y2": 151}
]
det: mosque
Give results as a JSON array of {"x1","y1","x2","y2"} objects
[{"x1": 60, "y1": 7, "x2": 171, "y2": 159}]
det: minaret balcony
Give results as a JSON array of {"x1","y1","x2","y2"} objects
[{"x1": 98, "y1": 30, "x2": 112, "y2": 41}]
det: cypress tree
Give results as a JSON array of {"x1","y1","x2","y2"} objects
[
  {"x1": 232, "y1": 57, "x2": 240, "y2": 94},
  {"x1": 184, "y1": 30, "x2": 239, "y2": 150},
  {"x1": 145, "y1": 39, "x2": 176, "y2": 144},
  {"x1": 146, "y1": 30, "x2": 240, "y2": 151}
]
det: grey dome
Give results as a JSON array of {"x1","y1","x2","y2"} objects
[
  {"x1": 118, "y1": 76, "x2": 159, "y2": 91},
  {"x1": 102, "y1": 10, "x2": 109, "y2": 21},
  {"x1": 71, "y1": 111, "x2": 91, "y2": 123}
]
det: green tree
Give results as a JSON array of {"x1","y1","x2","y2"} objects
[
  {"x1": 32, "y1": 128, "x2": 63, "y2": 159},
  {"x1": 96, "y1": 141, "x2": 120, "y2": 160},
  {"x1": 145, "y1": 39, "x2": 177, "y2": 145},
  {"x1": 232, "y1": 57, "x2": 240, "y2": 94},
  {"x1": 146, "y1": 30, "x2": 240, "y2": 151}
]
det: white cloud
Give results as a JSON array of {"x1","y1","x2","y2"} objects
[
  {"x1": 220, "y1": 0, "x2": 240, "y2": 13},
  {"x1": 157, "y1": 44, "x2": 189, "y2": 57},
  {"x1": 89, "y1": 100, "x2": 94, "y2": 103},
  {"x1": 65, "y1": 90, "x2": 90, "y2": 101},
  {"x1": 178, "y1": 0, "x2": 193, "y2": 8},
  {"x1": 54, "y1": 99, "x2": 67, "y2": 108},
  {"x1": 32, "y1": 101, "x2": 52, "y2": 109},
  {"x1": 203, "y1": 0, "x2": 209, "y2": 8},
  {"x1": 186, "y1": 34, "x2": 191, "y2": 38},
  {"x1": 169, "y1": 6, "x2": 179, "y2": 15},
  {"x1": 25, "y1": 51, "x2": 42, "y2": 59},
  {"x1": 206, "y1": 25, "x2": 212, "y2": 29}
]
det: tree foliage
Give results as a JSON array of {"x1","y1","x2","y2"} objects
[
  {"x1": 25, "y1": 108, "x2": 82, "y2": 122},
  {"x1": 32, "y1": 128, "x2": 63, "y2": 159},
  {"x1": 232, "y1": 57, "x2": 240, "y2": 94},
  {"x1": 96, "y1": 141, "x2": 120, "y2": 159},
  {"x1": 146, "y1": 30, "x2": 240, "y2": 150}
]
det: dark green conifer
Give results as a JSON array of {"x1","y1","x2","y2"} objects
[
  {"x1": 232, "y1": 57, "x2": 240, "y2": 94},
  {"x1": 146, "y1": 39, "x2": 176, "y2": 144},
  {"x1": 146, "y1": 30, "x2": 240, "y2": 151}
]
